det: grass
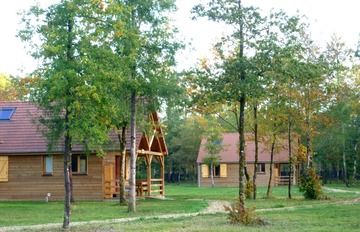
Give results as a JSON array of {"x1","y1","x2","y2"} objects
[
  {"x1": 0, "y1": 197, "x2": 207, "y2": 227},
  {"x1": 0, "y1": 184, "x2": 360, "y2": 231},
  {"x1": 68, "y1": 202, "x2": 360, "y2": 232}
]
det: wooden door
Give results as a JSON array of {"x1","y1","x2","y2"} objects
[{"x1": 103, "y1": 164, "x2": 114, "y2": 199}]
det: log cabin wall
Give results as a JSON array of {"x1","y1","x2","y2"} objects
[
  {"x1": 0, "y1": 154, "x2": 103, "y2": 201},
  {"x1": 199, "y1": 163, "x2": 275, "y2": 187}
]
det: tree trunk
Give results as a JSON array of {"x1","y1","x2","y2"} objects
[
  {"x1": 70, "y1": 156, "x2": 74, "y2": 203},
  {"x1": 63, "y1": 15, "x2": 73, "y2": 230},
  {"x1": 210, "y1": 163, "x2": 214, "y2": 187},
  {"x1": 306, "y1": 88, "x2": 313, "y2": 168},
  {"x1": 118, "y1": 126, "x2": 127, "y2": 205},
  {"x1": 127, "y1": 5, "x2": 137, "y2": 211},
  {"x1": 128, "y1": 91, "x2": 137, "y2": 212},
  {"x1": 237, "y1": 0, "x2": 246, "y2": 213},
  {"x1": 288, "y1": 116, "x2": 292, "y2": 199},
  {"x1": 244, "y1": 166, "x2": 250, "y2": 182},
  {"x1": 353, "y1": 144, "x2": 358, "y2": 184},
  {"x1": 63, "y1": 109, "x2": 71, "y2": 229},
  {"x1": 238, "y1": 95, "x2": 246, "y2": 212},
  {"x1": 253, "y1": 103, "x2": 258, "y2": 200},
  {"x1": 342, "y1": 125, "x2": 349, "y2": 187},
  {"x1": 267, "y1": 133, "x2": 276, "y2": 198}
]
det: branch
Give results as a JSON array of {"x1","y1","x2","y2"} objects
[{"x1": 216, "y1": 113, "x2": 238, "y2": 131}]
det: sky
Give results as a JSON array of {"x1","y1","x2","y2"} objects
[{"x1": 0, "y1": 0, "x2": 359, "y2": 76}]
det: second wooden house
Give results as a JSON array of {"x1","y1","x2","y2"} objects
[{"x1": 197, "y1": 133, "x2": 299, "y2": 187}]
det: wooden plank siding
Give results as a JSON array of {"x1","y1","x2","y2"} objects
[
  {"x1": 199, "y1": 163, "x2": 276, "y2": 187},
  {"x1": 0, "y1": 154, "x2": 103, "y2": 201},
  {"x1": 0, "y1": 102, "x2": 168, "y2": 201}
]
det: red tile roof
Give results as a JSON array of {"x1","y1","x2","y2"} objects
[
  {"x1": 0, "y1": 102, "x2": 144, "y2": 154},
  {"x1": 197, "y1": 133, "x2": 292, "y2": 163}
]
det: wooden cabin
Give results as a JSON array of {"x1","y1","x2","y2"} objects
[
  {"x1": 197, "y1": 133, "x2": 299, "y2": 187},
  {"x1": 0, "y1": 101, "x2": 167, "y2": 201}
]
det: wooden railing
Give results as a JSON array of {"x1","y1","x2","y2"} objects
[
  {"x1": 103, "y1": 178, "x2": 164, "y2": 199},
  {"x1": 103, "y1": 179, "x2": 120, "y2": 199},
  {"x1": 275, "y1": 176, "x2": 292, "y2": 186},
  {"x1": 149, "y1": 178, "x2": 164, "y2": 196}
]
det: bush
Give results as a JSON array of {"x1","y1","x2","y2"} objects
[
  {"x1": 224, "y1": 199, "x2": 266, "y2": 225},
  {"x1": 299, "y1": 167, "x2": 325, "y2": 200},
  {"x1": 245, "y1": 180, "x2": 254, "y2": 199}
]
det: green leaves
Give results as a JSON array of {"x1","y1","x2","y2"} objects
[{"x1": 17, "y1": 0, "x2": 125, "y2": 153}]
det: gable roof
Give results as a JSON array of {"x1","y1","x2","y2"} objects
[
  {"x1": 197, "y1": 133, "x2": 292, "y2": 164},
  {"x1": 0, "y1": 101, "x2": 166, "y2": 155},
  {"x1": 137, "y1": 112, "x2": 168, "y2": 155}
]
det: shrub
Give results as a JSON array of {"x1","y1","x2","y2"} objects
[
  {"x1": 245, "y1": 180, "x2": 254, "y2": 199},
  {"x1": 299, "y1": 167, "x2": 325, "y2": 200},
  {"x1": 223, "y1": 199, "x2": 266, "y2": 225}
]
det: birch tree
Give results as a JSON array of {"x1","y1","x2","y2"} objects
[{"x1": 104, "y1": 0, "x2": 181, "y2": 212}]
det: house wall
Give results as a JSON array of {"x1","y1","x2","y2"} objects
[
  {"x1": 199, "y1": 163, "x2": 275, "y2": 187},
  {"x1": 102, "y1": 152, "x2": 130, "y2": 180},
  {"x1": 0, "y1": 154, "x2": 103, "y2": 201}
]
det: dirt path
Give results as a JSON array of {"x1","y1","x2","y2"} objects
[
  {"x1": 323, "y1": 186, "x2": 360, "y2": 195},
  {"x1": 0, "y1": 201, "x2": 229, "y2": 232}
]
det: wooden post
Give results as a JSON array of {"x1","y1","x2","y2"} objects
[
  {"x1": 146, "y1": 155, "x2": 153, "y2": 196},
  {"x1": 160, "y1": 156, "x2": 165, "y2": 196}
]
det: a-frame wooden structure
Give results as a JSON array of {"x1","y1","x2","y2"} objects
[
  {"x1": 103, "y1": 112, "x2": 168, "y2": 199},
  {"x1": 136, "y1": 112, "x2": 168, "y2": 197}
]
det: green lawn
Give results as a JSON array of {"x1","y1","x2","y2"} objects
[
  {"x1": 0, "y1": 184, "x2": 359, "y2": 231},
  {"x1": 68, "y1": 203, "x2": 360, "y2": 232}
]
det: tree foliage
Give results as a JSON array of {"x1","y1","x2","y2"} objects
[
  {"x1": 18, "y1": 0, "x2": 182, "y2": 227},
  {"x1": 165, "y1": 112, "x2": 206, "y2": 182},
  {"x1": 202, "y1": 118, "x2": 223, "y2": 187},
  {"x1": 299, "y1": 167, "x2": 325, "y2": 199},
  {"x1": 0, "y1": 73, "x2": 18, "y2": 101},
  {"x1": 189, "y1": 0, "x2": 316, "y2": 219}
]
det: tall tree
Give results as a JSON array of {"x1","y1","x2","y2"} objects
[
  {"x1": 313, "y1": 35, "x2": 360, "y2": 186},
  {"x1": 245, "y1": 10, "x2": 307, "y2": 199},
  {"x1": 191, "y1": 0, "x2": 264, "y2": 215},
  {"x1": 105, "y1": 0, "x2": 181, "y2": 212},
  {"x1": 18, "y1": 1, "x2": 117, "y2": 228},
  {"x1": 191, "y1": 2, "x2": 309, "y2": 214}
]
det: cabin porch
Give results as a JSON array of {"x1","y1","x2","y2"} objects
[
  {"x1": 103, "y1": 151, "x2": 166, "y2": 199},
  {"x1": 274, "y1": 163, "x2": 300, "y2": 186},
  {"x1": 103, "y1": 178, "x2": 164, "y2": 199}
]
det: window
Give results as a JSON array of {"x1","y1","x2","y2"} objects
[
  {"x1": 201, "y1": 164, "x2": 227, "y2": 178},
  {"x1": 0, "y1": 156, "x2": 8, "y2": 182},
  {"x1": 205, "y1": 165, "x2": 221, "y2": 177},
  {"x1": 257, "y1": 163, "x2": 265, "y2": 173},
  {"x1": 72, "y1": 155, "x2": 87, "y2": 174},
  {"x1": 213, "y1": 165, "x2": 221, "y2": 177},
  {"x1": 42, "y1": 156, "x2": 53, "y2": 175},
  {"x1": 0, "y1": 108, "x2": 16, "y2": 121}
]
